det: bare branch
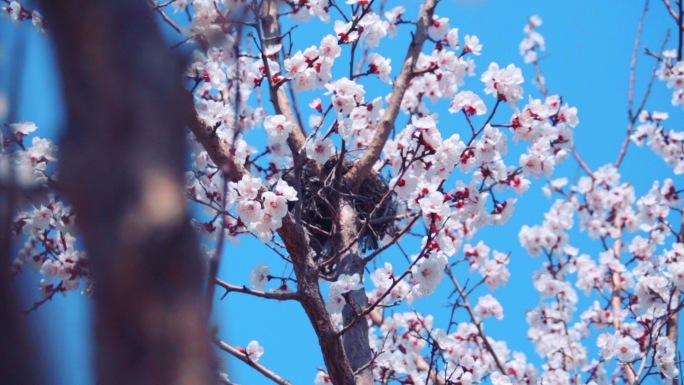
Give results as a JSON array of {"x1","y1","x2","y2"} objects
[
  {"x1": 362, "y1": 214, "x2": 420, "y2": 266},
  {"x1": 256, "y1": 0, "x2": 308, "y2": 158},
  {"x1": 572, "y1": 146, "x2": 595, "y2": 178},
  {"x1": 149, "y1": 0, "x2": 183, "y2": 34},
  {"x1": 628, "y1": 1, "x2": 649, "y2": 122},
  {"x1": 662, "y1": 0, "x2": 681, "y2": 24},
  {"x1": 617, "y1": 10, "x2": 670, "y2": 168},
  {"x1": 444, "y1": 267, "x2": 507, "y2": 374},
  {"x1": 215, "y1": 339, "x2": 293, "y2": 385},
  {"x1": 617, "y1": 0, "x2": 650, "y2": 168},
  {"x1": 206, "y1": 177, "x2": 231, "y2": 316},
  {"x1": 215, "y1": 278, "x2": 300, "y2": 301}
]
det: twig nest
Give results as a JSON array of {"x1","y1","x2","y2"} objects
[{"x1": 284, "y1": 157, "x2": 397, "y2": 259}]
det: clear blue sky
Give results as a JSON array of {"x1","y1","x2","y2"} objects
[{"x1": 1, "y1": 1, "x2": 680, "y2": 384}]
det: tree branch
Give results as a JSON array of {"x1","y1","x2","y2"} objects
[
  {"x1": 215, "y1": 278, "x2": 300, "y2": 301},
  {"x1": 188, "y1": 109, "x2": 248, "y2": 183},
  {"x1": 256, "y1": 0, "x2": 307, "y2": 159},
  {"x1": 444, "y1": 267, "x2": 507, "y2": 375},
  {"x1": 215, "y1": 339, "x2": 293, "y2": 385},
  {"x1": 617, "y1": 0, "x2": 649, "y2": 168},
  {"x1": 345, "y1": 0, "x2": 438, "y2": 191}
]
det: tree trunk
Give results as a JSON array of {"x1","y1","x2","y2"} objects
[
  {"x1": 37, "y1": 1, "x2": 218, "y2": 384},
  {"x1": 337, "y1": 199, "x2": 373, "y2": 385}
]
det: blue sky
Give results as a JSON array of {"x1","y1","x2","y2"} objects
[{"x1": 1, "y1": 1, "x2": 682, "y2": 384}]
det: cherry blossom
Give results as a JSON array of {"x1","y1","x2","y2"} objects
[
  {"x1": 264, "y1": 114, "x2": 293, "y2": 142},
  {"x1": 463, "y1": 34, "x2": 482, "y2": 55},
  {"x1": 449, "y1": 90, "x2": 486, "y2": 116},
  {"x1": 411, "y1": 253, "x2": 447, "y2": 296},
  {"x1": 305, "y1": 135, "x2": 335, "y2": 164},
  {"x1": 249, "y1": 263, "x2": 270, "y2": 291},
  {"x1": 245, "y1": 340, "x2": 264, "y2": 362},
  {"x1": 474, "y1": 294, "x2": 504, "y2": 320},
  {"x1": 8, "y1": 121, "x2": 37, "y2": 136},
  {"x1": 481, "y1": 62, "x2": 524, "y2": 103}
]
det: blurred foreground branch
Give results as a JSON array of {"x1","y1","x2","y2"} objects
[{"x1": 37, "y1": 1, "x2": 218, "y2": 384}]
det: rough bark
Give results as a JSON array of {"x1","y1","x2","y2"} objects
[
  {"x1": 38, "y1": 1, "x2": 218, "y2": 384},
  {"x1": 279, "y1": 215, "x2": 358, "y2": 385},
  {"x1": 259, "y1": 0, "x2": 307, "y2": 159},
  {"x1": 337, "y1": 199, "x2": 373, "y2": 385}
]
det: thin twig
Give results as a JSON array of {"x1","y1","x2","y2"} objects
[
  {"x1": 148, "y1": 0, "x2": 183, "y2": 34},
  {"x1": 444, "y1": 267, "x2": 507, "y2": 374},
  {"x1": 628, "y1": 0, "x2": 649, "y2": 122},
  {"x1": 572, "y1": 146, "x2": 595, "y2": 178},
  {"x1": 663, "y1": 0, "x2": 682, "y2": 25},
  {"x1": 215, "y1": 339, "x2": 293, "y2": 385},
  {"x1": 215, "y1": 278, "x2": 300, "y2": 301},
  {"x1": 616, "y1": 0, "x2": 650, "y2": 168},
  {"x1": 345, "y1": 0, "x2": 438, "y2": 191},
  {"x1": 679, "y1": 0, "x2": 683, "y2": 60}
]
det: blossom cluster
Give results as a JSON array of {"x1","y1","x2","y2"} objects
[
  {"x1": 1, "y1": 0, "x2": 43, "y2": 32},
  {"x1": 658, "y1": 49, "x2": 684, "y2": 108},
  {"x1": 367, "y1": 312, "x2": 538, "y2": 385},
  {"x1": 2, "y1": 121, "x2": 91, "y2": 303},
  {"x1": 519, "y1": 15, "x2": 544, "y2": 64},
  {"x1": 520, "y1": 161, "x2": 683, "y2": 381},
  {"x1": 188, "y1": 171, "x2": 298, "y2": 243},
  {"x1": 630, "y1": 110, "x2": 684, "y2": 174}
]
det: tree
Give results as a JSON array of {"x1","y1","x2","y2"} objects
[{"x1": 1, "y1": 0, "x2": 684, "y2": 385}]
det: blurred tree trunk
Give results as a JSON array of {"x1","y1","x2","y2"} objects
[
  {"x1": 37, "y1": 1, "x2": 218, "y2": 384},
  {"x1": 0, "y1": 198, "x2": 42, "y2": 385},
  {"x1": 0, "y1": 29, "x2": 43, "y2": 385}
]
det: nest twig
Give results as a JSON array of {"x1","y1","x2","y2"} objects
[{"x1": 283, "y1": 157, "x2": 397, "y2": 261}]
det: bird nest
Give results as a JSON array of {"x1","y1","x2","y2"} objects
[{"x1": 284, "y1": 158, "x2": 398, "y2": 259}]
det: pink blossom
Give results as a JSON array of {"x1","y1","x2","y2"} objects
[
  {"x1": 264, "y1": 114, "x2": 292, "y2": 142},
  {"x1": 446, "y1": 28, "x2": 459, "y2": 48},
  {"x1": 306, "y1": 136, "x2": 335, "y2": 163},
  {"x1": 236, "y1": 200, "x2": 262, "y2": 224},
  {"x1": 275, "y1": 179, "x2": 298, "y2": 201},
  {"x1": 234, "y1": 175, "x2": 263, "y2": 201},
  {"x1": 368, "y1": 53, "x2": 392, "y2": 83},
  {"x1": 411, "y1": 253, "x2": 447, "y2": 295},
  {"x1": 449, "y1": 91, "x2": 486, "y2": 116},
  {"x1": 249, "y1": 262, "x2": 270, "y2": 291},
  {"x1": 481, "y1": 62, "x2": 524, "y2": 103},
  {"x1": 428, "y1": 16, "x2": 450, "y2": 39},
  {"x1": 463, "y1": 35, "x2": 482, "y2": 55},
  {"x1": 9, "y1": 121, "x2": 37, "y2": 136},
  {"x1": 474, "y1": 294, "x2": 504, "y2": 320},
  {"x1": 245, "y1": 340, "x2": 264, "y2": 362},
  {"x1": 261, "y1": 191, "x2": 288, "y2": 219},
  {"x1": 320, "y1": 35, "x2": 341, "y2": 59}
]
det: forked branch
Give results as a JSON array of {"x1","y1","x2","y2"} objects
[{"x1": 345, "y1": 0, "x2": 438, "y2": 191}]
